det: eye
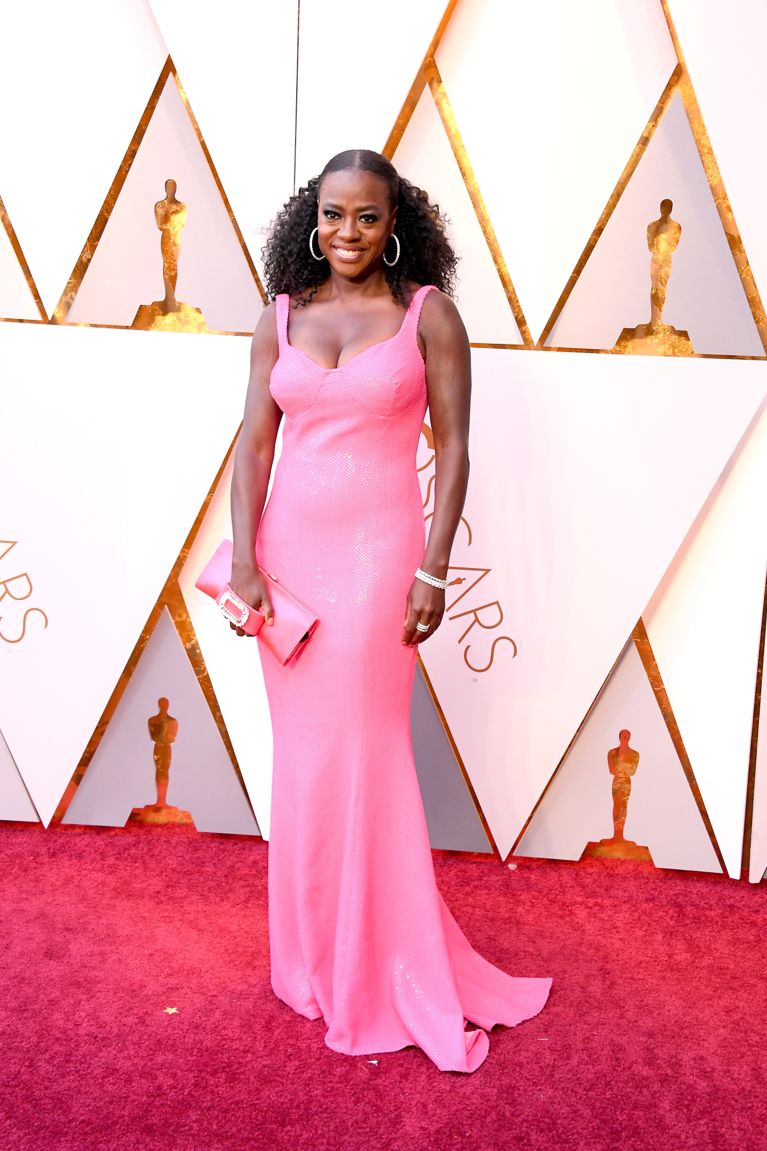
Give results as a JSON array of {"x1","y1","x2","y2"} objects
[
  {"x1": 360, "y1": 214, "x2": 378, "y2": 224},
  {"x1": 322, "y1": 209, "x2": 340, "y2": 220}
]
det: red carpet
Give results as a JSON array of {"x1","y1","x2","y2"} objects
[{"x1": 0, "y1": 822, "x2": 764, "y2": 1151}]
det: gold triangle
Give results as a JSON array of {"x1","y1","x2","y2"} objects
[
  {"x1": 510, "y1": 618, "x2": 726, "y2": 870},
  {"x1": 381, "y1": 0, "x2": 530, "y2": 348},
  {"x1": 660, "y1": 0, "x2": 767, "y2": 355},
  {"x1": 52, "y1": 56, "x2": 265, "y2": 328},
  {"x1": 539, "y1": 8, "x2": 767, "y2": 358},
  {"x1": 51, "y1": 433, "x2": 258, "y2": 829},
  {"x1": 538, "y1": 66, "x2": 680, "y2": 349}
]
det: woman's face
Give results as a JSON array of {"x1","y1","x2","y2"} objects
[{"x1": 316, "y1": 168, "x2": 397, "y2": 280}]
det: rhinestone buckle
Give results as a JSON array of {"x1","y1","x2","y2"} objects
[{"x1": 217, "y1": 587, "x2": 251, "y2": 628}]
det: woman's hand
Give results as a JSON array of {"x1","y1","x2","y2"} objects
[
  {"x1": 228, "y1": 566, "x2": 274, "y2": 637},
  {"x1": 401, "y1": 579, "x2": 445, "y2": 646}
]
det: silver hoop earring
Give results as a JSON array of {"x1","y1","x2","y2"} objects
[
  {"x1": 383, "y1": 234, "x2": 401, "y2": 267},
  {"x1": 309, "y1": 227, "x2": 326, "y2": 261}
]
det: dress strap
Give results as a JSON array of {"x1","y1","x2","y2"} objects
[
  {"x1": 405, "y1": 284, "x2": 437, "y2": 342},
  {"x1": 274, "y1": 293, "x2": 290, "y2": 353}
]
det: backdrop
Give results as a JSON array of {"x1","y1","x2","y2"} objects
[{"x1": 1, "y1": 0, "x2": 765, "y2": 882}]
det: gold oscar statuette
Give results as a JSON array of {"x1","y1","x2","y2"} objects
[
  {"x1": 614, "y1": 199, "x2": 693, "y2": 356},
  {"x1": 128, "y1": 696, "x2": 194, "y2": 826},
  {"x1": 581, "y1": 729, "x2": 653, "y2": 862},
  {"x1": 132, "y1": 179, "x2": 208, "y2": 333}
]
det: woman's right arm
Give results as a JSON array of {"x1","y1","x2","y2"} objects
[{"x1": 229, "y1": 302, "x2": 282, "y2": 631}]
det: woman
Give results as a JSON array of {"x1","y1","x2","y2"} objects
[{"x1": 230, "y1": 149, "x2": 550, "y2": 1073}]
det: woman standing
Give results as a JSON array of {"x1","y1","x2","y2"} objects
[{"x1": 230, "y1": 149, "x2": 550, "y2": 1073}]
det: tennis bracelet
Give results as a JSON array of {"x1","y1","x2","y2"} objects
[{"x1": 414, "y1": 567, "x2": 448, "y2": 590}]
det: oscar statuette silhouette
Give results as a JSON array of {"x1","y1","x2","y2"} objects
[
  {"x1": 614, "y1": 199, "x2": 693, "y2": 356},
  {"x1": 581, "y1": 729, "x2": 653, "y2": 862},
  {"x1": 128, "y1": 697, "x2": 194, "y2": 826},
  {"x1": 132, "y1": 179, "x2": 208, "y2": 333}
]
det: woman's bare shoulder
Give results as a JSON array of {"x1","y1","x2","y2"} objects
[
  {"x1": 250, "y1": 300, "x2": 279, "y2": 365},
  {"x1": 418, "y1": 288, "x2": 468, "y2": 345}
]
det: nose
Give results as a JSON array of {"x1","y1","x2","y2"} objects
[{"x1": 338, "y1": 214, "x2": 360, "y2": 242}]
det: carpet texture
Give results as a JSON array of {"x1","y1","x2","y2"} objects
[{"x1": 0, "y1": 822, "x2": 764, "y2": 1151}]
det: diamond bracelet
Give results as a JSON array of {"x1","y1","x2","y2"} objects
[{"x1": 414, "y1": 567, "x2": 448, "y2": 590}]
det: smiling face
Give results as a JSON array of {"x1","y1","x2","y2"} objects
[{"x1": 316, "y1": 168, "x2": 397, "y2": 280}]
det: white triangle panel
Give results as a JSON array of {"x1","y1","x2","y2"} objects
[
  {"x1": 0, "y1": 729, "x2": 39, "y2": 822},
  {"x1": 749, "y1": 649, "x2": 767, "y2": 883},
  {"x1": 644, "y1": 398, "x2": 767, "y2": 877},
  {"x1": 66, "y1": 76, "x2": 262, "y2": 334},
  {"x1": 516, "y1": 640, "x2": 720, "y2": 873},
  {"x1": 0, "y1": 218, "x2": 41, "y2": 321},
  {"x1": 667, "y1": 0, "x2": 767, "y2": 336},
  {"x1": 178, "y1": 451, "x2": 275, "y2": 838},
  {"x1": 546, "y1": 93, "x2": 762, "y2": 357},
  {"x1": 148, "y1": 0, "x2": 298, "y2": 280},
  {"x1": 436, "y1": 0, "x2": 677, "y2": 342},
  {"x1": 419, "y1": 348, "x2": 767, "y2": 859},
  {"x1": 0, "y1": 323, "x2": 250, "y2": 826},
  {"x1": 0, "y1": 1, "x2": 168, "y2": 315},
  {"x1": 392, "y1": 88, "x2": 522, "y2": 345},
  {"x1": 295, "y1": 0, "x2": 449, "y2": 185},
  {"x1": 63, "y1": 608, "x2": 259, "y2": 835}
]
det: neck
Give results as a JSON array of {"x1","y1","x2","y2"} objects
[{"x1": 323, "y1": 267, "x2": 390, "y2": 302}]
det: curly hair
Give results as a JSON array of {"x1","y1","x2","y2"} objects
[{"x1": 261, "y1": 149, "x2": 458, "y2": 306}]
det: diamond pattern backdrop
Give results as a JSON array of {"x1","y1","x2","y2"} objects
[{"x1": 1, "y1": 1, "x2": 765, "y2": 880}]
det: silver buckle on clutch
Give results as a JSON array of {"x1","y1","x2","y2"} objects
[{"x1": 217, "y1": 588, "x2": 250, "y2": 627}]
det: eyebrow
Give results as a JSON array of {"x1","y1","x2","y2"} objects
[{"x1": 321, "y1": 201, "x2": 383, "y2": 211}]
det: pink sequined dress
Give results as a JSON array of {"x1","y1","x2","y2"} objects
[{"x1": 256, "y1": 285, "x2": 551, "y2": 1073}]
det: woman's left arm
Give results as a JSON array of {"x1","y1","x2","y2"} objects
[{"x1": 402, "y1": 291, "x2": 471, "y2": 646}]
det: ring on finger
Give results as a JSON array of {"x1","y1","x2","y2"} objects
[{"x1": 415, "y1": 621, "x2": 430, "y2": 633}]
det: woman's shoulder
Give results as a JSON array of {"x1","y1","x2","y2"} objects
[
  {"x1": 253, "y1": 298, "x2": 279, "y2": 331},
  {"x1": 415, "y1": 285, "x2": 466, "y2": 338},
  {"x1": 250, "y1": 299, "x2": 280, "y2": 356}
]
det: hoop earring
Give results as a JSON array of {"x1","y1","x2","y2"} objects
[
  {"x1": 309, "y1": 227, "x2": 326, "y2": 261},
  {"x1": 383, "y1": 234, "x2": 401, "y2": 267}
]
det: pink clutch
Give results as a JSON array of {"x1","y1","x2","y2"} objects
[{"x1": 195, "y1": 540, "x2": 319, "y2": 665}]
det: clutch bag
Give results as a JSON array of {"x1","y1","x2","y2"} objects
[{"x1": 195, "y1": 539, "x2": 319, "y2": 665}]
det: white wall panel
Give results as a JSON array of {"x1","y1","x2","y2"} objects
[
  {"x1": 0, "y1": 1, "x2": 168, "y2": 315},
  {"x1": 178, "y1": 451, "x2": 275, "y2": 838},
  {"x1": 295, "y1": 0, "x2": 447, "y2": 185},
  {"x1": 148, "y1": 0, "x2": 298, "y2": 281},
  {"x1": 0, "y1": 730, "x2": 39, "y2": 822},
  {"x1": 667, "y1": 0, "x2": 767, "y2": 330},
  {"x1": 546, "y1": 93, "x2": 762, "y2": 356},
  {"x1": 516, "y1": 640, "x2": 721, "y2": 873},
  {"x1": 644, "y1": 398, "x2": 767, "y2": 877},
  {"x1": 63, "y1": 608, "x2": 259, "y2": 835},
  {"x1": 437, "y1": 0, "x2": 677, "y2": 342},
  {"x1": 0, "y1": 324, "x2": 249, "y2": 826},
  {"x1": 419, "y1": 348, "x2": 767, "y2": 859},
  {"x1": 392, "y1": 89, "x2": 522, "y2": 345},
  {"x1": 0, "y1": 220, "x2": 41, "y2": 321},
  {"x1": 66, "y1": 76, "x2": 262, "y2": 333}
]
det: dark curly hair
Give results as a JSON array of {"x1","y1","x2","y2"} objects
[{"x1": 261, "y1": 149, "x2": 458, "y2": 307}]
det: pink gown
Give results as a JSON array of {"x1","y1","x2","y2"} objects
[{"x1": 257, "y1": 285, "x2": 551, "y2": 1073}]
